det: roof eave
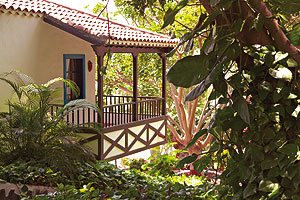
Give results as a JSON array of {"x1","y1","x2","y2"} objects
[{"x1": 43, "y1": 15, "x2": 107, "y2": 45}]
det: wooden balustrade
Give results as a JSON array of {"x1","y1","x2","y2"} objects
[
  {"x1": 50, "y1": 96, "x2": 164, "y2": 128},
  {"x1": 103, "y1": 95, "x2": 133, "y2": 106},
  {"x1": 50, "y1": 104, "x2": 98, "y2": 128}
]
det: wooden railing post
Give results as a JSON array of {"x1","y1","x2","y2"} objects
[
  {"x1": 160, "y1": 53, "x2": 166, "y2": 115},
  {"x1": 132, "y1": 52, "x2": 139, "y2": 121},
  {"x1": 97, "y1": 53, "x2": 105, "y2": 160},
  {"x1": 97, "y1": 55, "x2": 104, "y2": 125}
]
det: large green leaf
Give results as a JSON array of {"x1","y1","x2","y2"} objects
[
  {"x1": 167, "y1": 55, "x2": 214, "y2": 88},
  {"x1": 286, "y1": 58, "x2": 298, "y2": 68},
  {"x1": 261, "y1": 159, "x2": 277, "y2": 170},
  {"x1": 287, "y1": 23, "x2": 300, "y2": 46},
  {"x1": 273, "y1": 51, "x2": 289, "y2": 64},
  {"x1": 278, "y1": 143, "x2": 298, "y2": 156},
  {"x1": 177, "y1": 154, "x2": 198, "y2": 169},
  {"x1": 193, "y1": 155, "x2": 211, "y2": 174},
  {"x1": 185, "y1": 57, "x2": 226, "y2": 101},
  {"x1": 213, "y1": 77, "x2": 227, "y2": 96},
  {"x1": 185, "y1": 129, "x2": 208, "y2": 149},
  {"x1": 232, "y1": 92, "x2": 251, "y2": 125}
]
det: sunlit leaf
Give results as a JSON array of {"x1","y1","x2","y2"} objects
[
  {"x1": 269, "y1": 66, "x2": 292, "y2": 82},
  {"x1": 258, "y1": 179, "x2": 280, "y2": 193},
  {"x1": 273, "y1": 51, "x2": 289, "y2": 64}
]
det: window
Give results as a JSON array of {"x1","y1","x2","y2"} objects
[{"x1": 63, "y1": 55, "x2": 85, "y2": 104}]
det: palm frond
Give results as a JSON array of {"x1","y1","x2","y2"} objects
[{"x1": 43, "y1": 78, "x2": 80, "y2": 98}]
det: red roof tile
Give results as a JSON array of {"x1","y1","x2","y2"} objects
[{"x1": 0, "y1": 0, "x2": 178, "y2": 47}]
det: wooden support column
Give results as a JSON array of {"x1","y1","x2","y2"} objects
[
  {"x1": 160, "y1": 53, "x2": 166, "y2": 115},
  {"x1": 97, "y1": 54, "x2": 104, "y2": 160},
  {"x1": 132, "y1": 53, "x2": 139, "y2": 121}
]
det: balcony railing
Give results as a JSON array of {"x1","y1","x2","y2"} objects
[
  {"x1": 50, "y1": 95, "x2": 164, "y2": 128},
  {"x1": 50, "y1": 104, "x2": 99, "y2": 127}
]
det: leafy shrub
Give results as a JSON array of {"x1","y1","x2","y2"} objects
[
  {"x1": 0, "y1": 71, "x2": 99, "y2": 179},
  {"x1": 29, "y1": 184, "x2": 102, "y2": 200},
  {"x1": 0, "y1": 161, "x2": 68, "y2": 187},
  {"x1": 122, "y1": 157, "x2": 148, "y2": 171},
  {"x1": 142, "y1": 143, "x2": 183, "y2": 177},
  {"x1": 1, "y1": 159, "x2": 231, "y2": 199},
  {"x1": 27, "y1": 164, "x2": 226, "y2": 199}
]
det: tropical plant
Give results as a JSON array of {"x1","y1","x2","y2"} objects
[
  {"x1": 0, "y1": 71, "x2": 99, "y2": 178},
  {"x1": 141, "y1": 143, "x2": 183, "y2": 176},
  {"x1": 21, "y1": 160, "x2": 228, "y2": 200},
  {"x1": 131, "y1": 0, "x2": 300, "y2": 199}
]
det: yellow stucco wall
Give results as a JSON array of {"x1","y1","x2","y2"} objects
[{"x1": 0, "y1": 12, "x2": 96, "y2": 111}]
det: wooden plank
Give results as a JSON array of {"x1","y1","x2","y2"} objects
[{"x1": 92, "y1": 45, "x2": 172, "y2": 54}]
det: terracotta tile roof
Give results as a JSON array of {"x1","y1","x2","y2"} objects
[{"x1": 0, "y1": 0, "x2": 178, "y2": 48}]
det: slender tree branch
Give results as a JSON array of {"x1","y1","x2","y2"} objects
[
  {"x1": 248, "y1": 0, "x2": 300, "y2": 66},
  {"x1": 178, "y1": 87, "x2": 189, "y2": 133},
  {"x1": 168, "y1": 116, "x2": 185, "y2": 137},
  {"x1": 170, "y1": 84, "x2": 186, "y2": 130},
  {"x1": 188, "y1": 97, "x2": 199, "y2": 133},
  {"x1": 167, "y1": 122, "x2": 184, "y2": 144}
]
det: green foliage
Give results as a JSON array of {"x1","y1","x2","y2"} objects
[
  {"x1": 0, "y1": 71, "x2": 98, "y2": 179},
  {"x1": 127, "y1": 0, "x2": 300, "y2": 198},
  {"x1": 122, "y1": 157, "x2": 148, "y2": 171},
  {"x1": 0, "y1": 161, "x2": 68, "y2": 187},
  {"x1": 102, "y1": 53, "x2": 162, "y2": 98},
  {"x1": 142, "y1": 143, "x2": 183, "y2": 177},
  {"x1": 16, "y1": 160, "x2": 229, "y2": 200}
]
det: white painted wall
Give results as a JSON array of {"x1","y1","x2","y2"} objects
[{"x1": 0, "y1": 12, "x2": 96, "y2": 111}]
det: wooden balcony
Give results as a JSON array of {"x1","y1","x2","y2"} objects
[{"x1": 50, "y1": 95, "x2": 167, "y2": 161}]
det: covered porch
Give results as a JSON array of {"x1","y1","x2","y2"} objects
[
  {"x1": 51, "y1": 46, "x2": 171, "y2": 161},
  {"x1": 41, "y1": 2, "x2": 177, "y2": 160}
]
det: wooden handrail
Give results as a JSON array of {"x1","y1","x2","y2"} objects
[
  {"x1": 103, "y1": 98, "x2": 163, "y2": 109},
  {"x1": 50, "y1": 97, "x2": 164, "y2": 128}
]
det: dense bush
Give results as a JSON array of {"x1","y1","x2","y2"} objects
[
  {"x1": 12, "y1": 161, "x2": 227, "y2": 200},
  {"x1": 142, "y1": 144, "x2": 182, "y2": 177},
  {"x1": 0, "y1": 71, "x2": 99, "y2": 179},
  {"x1": 0, "y1": 158, "x2": 231, "y2": 199}
]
